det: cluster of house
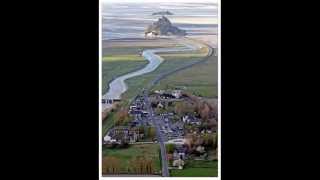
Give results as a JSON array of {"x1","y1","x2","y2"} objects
[
  {"x1": 103, "y1": 126, "x2": 143, "y2": 144},
  {"x1": 182, "y1": 115, "x2": 201, "y2": 125},
  {"x1": 129, "y1": 96, "x2": 145, "y2": 114},
  {"x1": 171, "y1": 144, "x2": 187, "y2": 169},
  {"x1": 154, "y1": 89, "x2": 183, "y2": 99}
]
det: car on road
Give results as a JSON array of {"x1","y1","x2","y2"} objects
[{"x1": 102, "y1": 99, "x2": 106, "y2": 104}]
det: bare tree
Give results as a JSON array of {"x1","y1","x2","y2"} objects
[
  {"x1": 174, "y1": 102, "x2": 183, "y2": 116},
  {"x1": 200, "y1": 103, "x2": 210, "y2": 121},
  {"x1": 102, "y1": 156, "x2": 120, "y2": 174},
  {"x1": 148, "y1": 127, "x2": 156, "y2": 140}
]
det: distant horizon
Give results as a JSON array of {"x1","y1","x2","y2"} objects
[{"x1": 102, "y1": 0, "x2": 218, "y2": 4}]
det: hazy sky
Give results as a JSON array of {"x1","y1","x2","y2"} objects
[{"x1": 102, "y1": 0, "x2": 218, "y2": 3}]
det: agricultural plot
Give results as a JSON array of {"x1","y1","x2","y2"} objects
[
  {"x1": 102, "y1": 144, "x2": 161, "y2": 175},
  {"x1": 153, "y1": 55, "x2": 218, "y2": 98}
]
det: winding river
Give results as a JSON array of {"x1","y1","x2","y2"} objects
[{"x1": 102, "y1": 37, "x2": 204, "y2": 111}]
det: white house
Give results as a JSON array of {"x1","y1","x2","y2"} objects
[
  {"x1": 166, "y1": 138, "x2": 186, "y2": 145},
  {"x1": 172, "y1": 90, "x2": 182, "y2": 98},
  {"x1": 157, "y1": 102, "x2": 164, "y2": 108},
  {"x1": 154, "y1": 90, "x2": 165, "y2": 94},
  {"x1": 182, "y1": 115, "x2": 201, "y2": 125},
  {"x1": 196, "y1": 146, "x2": 205, "y2": 153},
  {"x1": 104, "y1": 135, "x2": 117, "y2": 143},
  {"x1": 182, "y1": 115, "x2": 189, "y2": 123},
  {"x1": 145, "y1": 31, "x2": 158, "y2": 38},
  {"x1": 173, "y1": 159, "x2": 185, "y2": 169},
  {"x1": 173, "y1": 150, "x2": 186, "y2": 160}
]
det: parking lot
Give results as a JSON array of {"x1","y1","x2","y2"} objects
[
  {"x1": 129, "y1": 94, "x2": 185, "y2": 143},
  {"x1": 155, "y1": 114, "x2": 184, "y2": 142}
]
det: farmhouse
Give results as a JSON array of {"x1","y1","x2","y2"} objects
[
  {"x1": 172, "y1": 159, "x2": 185, "y2": 169},
  {"x1": 145, "y1": 31, "x2": 158, "y2": 38},
  {"x1": 103, "y1": 135, "x2": 117, "y2": 143},
  {"x1": 172, "y1": 90, "x2": 182, "y2": 99},
  {"x1": 173, "y1": 145, "x2": 187, "y2": 160},
  {"x1": 160, "y1": 93, "x2": 176, "y2": 99},
  {"x1": 182, "y1": 115, "x2": 201, "y2": 125},
  {"x1": 105, "y1": 126, "x2": 142, "y2": 143},
  {"x1": 172, "y1": 121, "x2": 184, "y2": 131},
  {"x1": 157, "y1": 102, "x2": 164, "y2": 108},
  {"x1": 154, "y1": 90, "x2": 165, "y2": 94}
]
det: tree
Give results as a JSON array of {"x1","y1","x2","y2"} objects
[
  {"x1": 195, "y1": 136, "x2": 205, "y2": 146},
  {"x1": 185, "y1": 134, "x2": 196, "y2": 152},
  {"x1": 203, "y1": 134, "x2": 211, "y2": 147},
  {"x1": 209, "y1": 103, "x2": 218, "y2": 119},
  {"x1": 185, "y1": 102, "x2": 193, "y2": 112},
  {"x1": 207, "y1": 118, "x2": 217, "y2": 130},
  {"x1": 175, "y1": 101, "x2": 195, "y2": 116},
  {"x1": 166, "y1": 143, "x2": 175, "y2": 154},
  {"x1": 118, "y1": 137, "x2": 129, "y2": 148},
  {"x1": 200, "y1": 103, "x2": 210, "y2": 121},
  {"x1": 129, "y1": 156, "x2": 154, "y2": 174},
  {"x1": 102, "y1": 156, "x2": 120, "y2": 174},
  {"x1": 213, "y1": 133, "x2": 218, "y2": 150},
  {"x1": 128, "y1": 158, "x2": 139, "y2": 174},
  {"x1": 114, "y1": 108, "x2": 130, "y2": 126},
  {"x1": 174, "y1": 102, "x2": 183, "y2": 116},
  {"x1": 148, "y1": 127, "x2": 156, "y2": 140},
  {"x1": 167, "y1": 153, "x2": 173, "y2": 163},
  {"x1": 138, "y1": 126, "x2": 145, "y2": 135}
]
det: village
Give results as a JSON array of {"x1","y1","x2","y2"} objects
[{"x1": 103, "y1": 88, "x2": 218, "y2": 172}]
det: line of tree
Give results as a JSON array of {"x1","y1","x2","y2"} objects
[
  {"x1": 174, "y1": 101, "x2": 195, "y2": 116},
  {"x1": 114, "y1": 107, "x2": 130, "y2": 126},
  {"x1": 147, "y1": 127, "x2": 156, "y2": 140},
  {"x1": 165, "y1": 143, "x2": 175, "y2": 154},
  {"x1": 185, "y1": 133, "x2": 218, "y2": 153},
  {"x1": 182, "y1": 92, "x2": 218, "y2": 120},
  {"x1": 102, "y1": 156, "x2": 120, "y2": 174},
  {"x1": 128, "y1": 156, "x2": 155, "y2": 174}
]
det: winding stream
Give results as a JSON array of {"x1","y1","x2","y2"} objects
[{"x1": 102, "y1": 37, "x2": 203, "y2": 111}]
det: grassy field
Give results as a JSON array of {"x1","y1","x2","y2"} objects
[
  {"x1": 103, "y1": 144, "x2": 161, "y2": 174},
  {"x1": 102, "y1": 53, "x2": 147, "y2": 95},
  {"x1": 102, "y1": 39, "x2": 184, "y2": 95},
  {"x1": 122, "y1": 51, "x2": 208, "y2": 101},
  {"x1": 102, "y1": 111, "x2": 115, "y2": 137},
  {"x1": 170, "y1": 160, "x2": 218, "y2": 177},
  {"x1": 153, "y1": 54, "x2": 218, "y2": 98}
]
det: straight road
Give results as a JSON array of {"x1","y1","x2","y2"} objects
[{"x1": 143, "y1": 90, "x2": 169, "y2": 177}]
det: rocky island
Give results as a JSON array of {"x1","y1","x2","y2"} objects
[
  {"x1": 152, "y1": 11, "x2": 174, "y2": 16},
  {"x1": 145, "y1": 16, "x2": 187, "y2": 37}
]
